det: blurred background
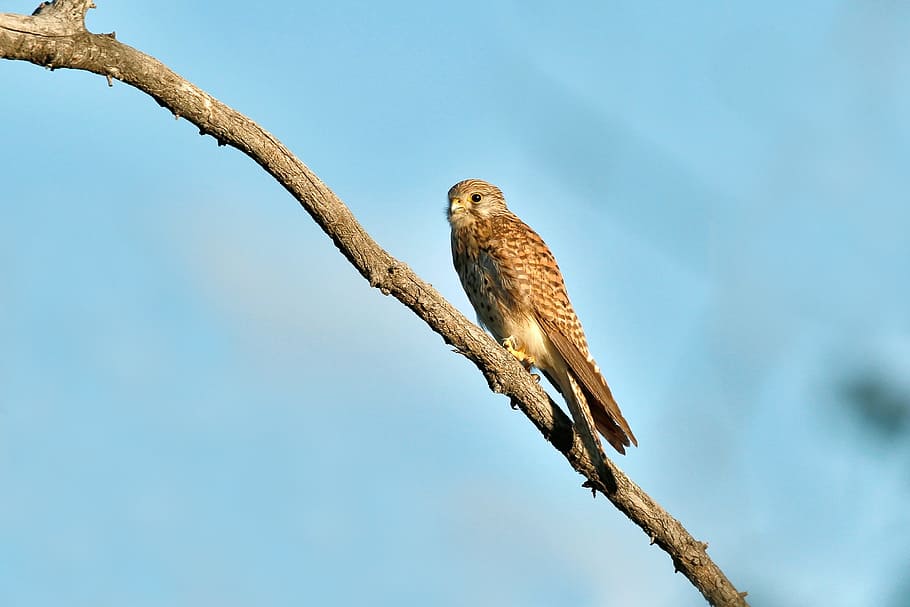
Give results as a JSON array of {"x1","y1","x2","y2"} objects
[{"x1": 2, "y1": 2, "x2": 909, "y2": 605}]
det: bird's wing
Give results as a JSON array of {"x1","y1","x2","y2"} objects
[
  {"x1": 512, "y1": 216, "x2": 636, "y2": 450},
  {"x1": 492, "y1": 213, "x2": 637, "y2": 451}
]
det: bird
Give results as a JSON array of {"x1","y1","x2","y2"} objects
[{"x1": 447, "y1": 178, "x2": 636, "y2": 455}]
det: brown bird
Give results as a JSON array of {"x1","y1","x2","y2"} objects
[{"x1": 447, "y1": 179, "x2": 636, "y2": 455}]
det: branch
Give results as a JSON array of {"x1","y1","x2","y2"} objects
[{"x1": 1, "y1": 3, "x2": 748, "y2": 605}]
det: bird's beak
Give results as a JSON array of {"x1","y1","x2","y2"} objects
[{"x1": 449, "y1": 197, "x2": 464, "y2": 216}]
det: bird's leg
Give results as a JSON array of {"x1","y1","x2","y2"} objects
[{"x1": 502, "y1": 336, "x2": 540, "y2": 381}]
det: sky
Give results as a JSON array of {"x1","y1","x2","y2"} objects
[{"x1": 2, "y1": 1, "x2": 909, "y2": 606}]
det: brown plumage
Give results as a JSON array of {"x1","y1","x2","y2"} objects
[{"x1": 447, "y1": 179, "x2": 636, "y2": 454}]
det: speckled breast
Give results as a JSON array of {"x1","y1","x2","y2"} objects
[{"x1": 451, "y1": 234, "x2": 511, "y2": 343}]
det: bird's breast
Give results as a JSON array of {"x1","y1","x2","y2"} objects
[{"x1": 451, "y1": 227, "x2": 549, "y2": 364}]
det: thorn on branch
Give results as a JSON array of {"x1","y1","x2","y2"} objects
[
  {"x1": 650, "y1": 534, "x2": 657, "y2": 545},
  {"x1": 450, "y1": 346, "x2": 468, "y2": 357},
  {"x1": 739, "y1": 591, "x2": 749, "y2": 598},
  {"x1": 380, "y1": 265, "x2": 398, "y2": 294},
  {"x1": 367, "y1": 272, "x2": 391, "y2": 295},
  {"x1": 700, "y1": 541, "x2": 709, "y2": 551},
  {"x1": 105, "y1": 74, "x2": 113, "y2": 87}
]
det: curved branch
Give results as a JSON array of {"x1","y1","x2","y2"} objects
[{"x1": 1, "y1": 3, "x2": 748, "y2": 605}]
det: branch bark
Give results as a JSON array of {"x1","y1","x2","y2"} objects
[{"x1": 1, "y1": 3, "x2": 748, "y2": 605}]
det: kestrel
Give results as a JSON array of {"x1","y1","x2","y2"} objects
[{"x1": 447, "y1": 179, "x2": 636, "y2": 455}]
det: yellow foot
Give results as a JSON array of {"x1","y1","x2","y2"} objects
[{"x1": 503, "y1": 335, "x2": 536, "y2": 370}]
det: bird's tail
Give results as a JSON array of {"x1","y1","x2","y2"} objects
[
  {"x1": 587, "y1": 382, "x2": 635, "y2": 455},
  {"x1": 568, "y1": 376, "x2": 630, "y2": 455},
  {"x1": 560, "y1": 372, "x2": 614, "y2": 463}
]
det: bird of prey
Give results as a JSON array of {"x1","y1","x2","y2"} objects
[{"x1": 447, "y1": 179, "x2": 636, "y2": 455}]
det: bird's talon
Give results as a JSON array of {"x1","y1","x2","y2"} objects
[{"x1": 503, "y1": 335, "x2": 536, "y2": 369}]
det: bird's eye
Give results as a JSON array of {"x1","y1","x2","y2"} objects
[{"x1": 471, "y1": 193, "x2": 482, "y2": 203}]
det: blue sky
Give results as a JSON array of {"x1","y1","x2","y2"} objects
[{"x1": 2, "y1": 2, "x2": 909, "y2": 606}]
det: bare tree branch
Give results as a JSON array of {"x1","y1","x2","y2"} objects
[{"x1": 1, "y1": 3, "x2": 748, "y2": 605}]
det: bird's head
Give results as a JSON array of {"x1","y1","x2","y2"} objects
[{"x1": 447, "y1": 179, "x2": 507, "y2": 228}]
